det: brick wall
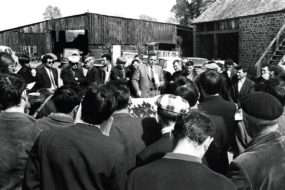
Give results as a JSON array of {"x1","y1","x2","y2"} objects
[{"x1": 239, "y1": 11, "x2": 285, "y2": 76}]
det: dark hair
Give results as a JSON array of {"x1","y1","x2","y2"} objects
[
  {"x1": 270, "y1": 66, "x2": 281, "y2": 77},
  {"x1": 175, "y1": 83, "x2": 199, "y2": 107},
  {"x1": 173, "y1": 60, "x2": 180, "y2": 65},
  {"x1": 42, "y1": 54, "x2": 54, "y2": 64},
  {"x1": 262, "y1": 63, "x2": 270, "y2": 69},
  {"x1": 216, "y1": 62, "x2": 223, "y2": 69},
  {"x1": 224, "y1": 59, "x2": 234, "y2": 66},
  {"x1": 148, "y1": 51, "x2": 157, "y2": 58},
  {"x1": 108, "y1": 80, "x2": 130, "y2": 110},
  {"x1": 185, "y1": 61, "x2": 194, "y2": 66},
  {"x1": 102, "y1": 54, "x2": 112, "y2": 62},
  {"x1": 134, "y1": 54, "x2": 143, "y2": 60},
  {"x1": 131, "y1": 59, "x2": 140, "y2": 66},
  {"x1": 0, "y1": 73, "x2": 27, "y2": 110},
  {"x1": 0, "y1": 52, "x2": 14, "y2": 73},
  {"x1": 18, "y1": 55, "x2": 30, "y2": 66},
  {"x1": 157, "y1": 107, "x2": 180, "y2": 125},
  {"x1": 262, "y1": 78, "x2": 285, "y2": 106},
  {"x1": 53, "y1": 85, "x2": 83, "y2": 113},
  {"x1": 199, "y1": 70, "x2": 222, "y2": 95},
  {"x1": 173, "y1": 111, "x2": 215, "y2": 145},
  {"x1": 81, "y1": 85, "x2": 116, "y2": 125},
  {"x1": 235, "y1": 65, "x2": 248, "y2": 73}
]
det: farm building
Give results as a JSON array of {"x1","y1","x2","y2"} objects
[
  {"x1": 0, "y1": 13, "x2": 192, "y2": 59},
  {"x1": 192, "y1": 0, "x2": 285, "y2": 75}
]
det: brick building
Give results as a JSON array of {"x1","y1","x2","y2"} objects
[{"x1": 192, "y1": 0, "x2": 285, "y2": 75}]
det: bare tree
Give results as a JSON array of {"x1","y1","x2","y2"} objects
[
  {"x1": 139, "y1": 14, "x2": 158, "y2": 22},
  {"x1": 43, "y1": 5, "x2": 62, "y2": 20}
]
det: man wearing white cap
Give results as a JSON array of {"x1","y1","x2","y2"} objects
[
  {"x1": 136, "y1": 94, "x2": 190, "y2": 166},
  {"x1": 61, "y1": 55, "x2": 86, "y2": 88}
]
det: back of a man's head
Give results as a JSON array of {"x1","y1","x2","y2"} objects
[
  {"x1": 173, "y1": 111, "x2": 215, "y2": 145},
  {"x1": 53, "y1": 85, "x2": 83, "y2": 114},
  {"x1": 0, "y1": 73, "x2": 26, "y2": 110},
  {"x1": 0, "y1": 52, "x2": 14, "y2": 74},
  {"x1": 174, "y1": 81, "x2": 199, "y2": 107},
  {"x1": 108, "y1": 80, "x2": 130, "y2": 111},
  {"x1": 241, "y1": 92, "x2": 283, "y2": 136},
  {"x1": 155, "y1": 94, "x2": 189, "y2": 126},
  {"x1": 81, "y1": 85, "x2": 116, "y2": 125},
  {"x1": 199, "y1": 70, "x2": 222, "y2": 95}
]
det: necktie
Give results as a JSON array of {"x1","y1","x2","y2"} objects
[{"x1": 49, "y1": 69, "x2": 56, "y2": 89}]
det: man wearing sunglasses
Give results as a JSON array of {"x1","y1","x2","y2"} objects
[{"x1": 32, "y1": 55, "x2": 58, "y2": 91}]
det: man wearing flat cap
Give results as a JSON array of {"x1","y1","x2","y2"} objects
[
  {"x1": 61, "y1": 55, "x2": 86, "y2": 88},
  {"x1": 227, "y1": 92, "x2": 285, "y2": 190},
  {"x1": 136, "y1": 94, "x2": 190, "y2": 166},
  {"x1": 110, "y1": 57, "x2": 131, "y2": 83}
]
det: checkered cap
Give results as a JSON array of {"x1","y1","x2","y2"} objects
[{"x1": 155, "y1": 94, "x2": 190, "y2": 114}]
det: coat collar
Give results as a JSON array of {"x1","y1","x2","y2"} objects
[
  {"x1": 245, "y1": 131, "x2": 283, "y2": 151},
  {"x1": 204, "y1": 95, "x2": 223, "y2": 102}
]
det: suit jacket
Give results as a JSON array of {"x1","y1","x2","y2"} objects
[
  {"x1": 228, "y1": 77, "x2": 255, "y2": 105},
  {"x1": 227, "y1": 131, "x2": 285, "y2": 190},
  {"x1": 198, "y1": 95, "x2": 236, "y2": 149},
  {"x1": 33, "y1": 67, "x2": 58, "y2": 91},
  {"x1": 109, "y1": 113, "x2": 161, "y2": 173},
  {"x1": 136, "y1": 132, "x2": 172, "y2": 167},
  {"x1": 128, "y1": 153, "x2": 237, "y2": 190},
  {"x1": 23, "y1": 123, "x2": 127, "y2": 190},
  {"x1": 86, "y1": 66, "x2": 105, "y2": 86},
  {"x1": 60, "y1": 66, "x2": 86, "y2": 87},
  {"x1": 0, "y1": 112, "x2": 49, "y2": 190},
  {"x1": 110, "y1": 66, "x2": 131, "y2": 82},
  {"x1": 131, "y1": 64, "x2": 165, "y2": 98}
]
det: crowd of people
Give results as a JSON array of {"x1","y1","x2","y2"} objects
[{"x1": 0, "y1": 50, "x2": 285, "y2": 190}]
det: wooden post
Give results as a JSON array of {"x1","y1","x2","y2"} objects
[
  {"x1": 214, "y1": 34, "x2": 218, "y2": 59},
  {"x1": 276, "y1": 35, "x2": 280, "y2": 51}
]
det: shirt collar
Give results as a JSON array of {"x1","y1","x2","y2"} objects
[
  {"x1": 163, "y1": 153, "x2": 202, "y2": 163},
  {"x1": 161, "y1": 126, "x2": 174, "y2": 134}
]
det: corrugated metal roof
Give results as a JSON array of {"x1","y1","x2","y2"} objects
[{"x1": 193, "y1": 0, "x2": 285, "y2": 23}]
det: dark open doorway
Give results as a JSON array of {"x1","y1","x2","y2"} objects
[{"x1": 217, "y1": 33, "x2": 239, "y2": 63}]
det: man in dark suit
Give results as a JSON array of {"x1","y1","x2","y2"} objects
[
  {"x1": 132, "y1": 51, "x2": 164, "y2": 98},
  {"x1": 227, "y1": 92, "x2": 285, "y2": 190},
  {"x1": 61, "y1": 56, "x2": 87, "y2": 89},
  {"x1": 32, "y1": 54, "x2": 58, "y2": 91},
  {"x1": 84, "y1": 56, "x2": 105, "y2": 86},
  {"x1": 136, "y1": 94, "x2": 190, "y2": 166},
  {"x1": 110, "y1": 57, "x2": 131, "y2": 82},
  {"x1": 228, "y1": 65, "x2": 255, "y2": 107},
  {"x1": 106, "y1": 81, "x2": 161, "y2": 174},
  {"x1": 175, "y1": 83, "x2": 229, "y2": 175},
  {"x1": 23, "y1": 85, "x2": 127, "y2": 190},
  {"x1": 128, "y1": 112, "x2": 237, "y2": 190},
  {"x1": 198, "y1": 70, "x2": 236, "y2": 150}
]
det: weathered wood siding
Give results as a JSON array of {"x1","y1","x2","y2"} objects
[
  {"x1": 87, "y1": 13, "x2": 176, "y2": 45},
  {"x1": 0, "y1": 13, "x2": 177, "y2": 56}
]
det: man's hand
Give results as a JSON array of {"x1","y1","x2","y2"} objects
[{"x1": 137, "y1": 91, "x2": 142, "y2": 97}]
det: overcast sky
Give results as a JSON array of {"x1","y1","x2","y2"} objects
[{"x1": 0, "y1": 0, "x2": 177, "y2": 31}]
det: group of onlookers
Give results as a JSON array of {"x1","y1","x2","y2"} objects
[{"x1": 0, "y1": 50, "x2": 285, "y2": 190}]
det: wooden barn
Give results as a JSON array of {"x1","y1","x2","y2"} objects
[
  {"x1": 0, "y1": 13, "x2": 192, "y2": 58},
  {"x1": 192, "y1": 0, "x2": 285, "y2": 75}
]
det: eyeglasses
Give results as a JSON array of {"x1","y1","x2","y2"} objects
[{"x1": 47, "y1": 61, "x2": 54, "y2": 64}]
